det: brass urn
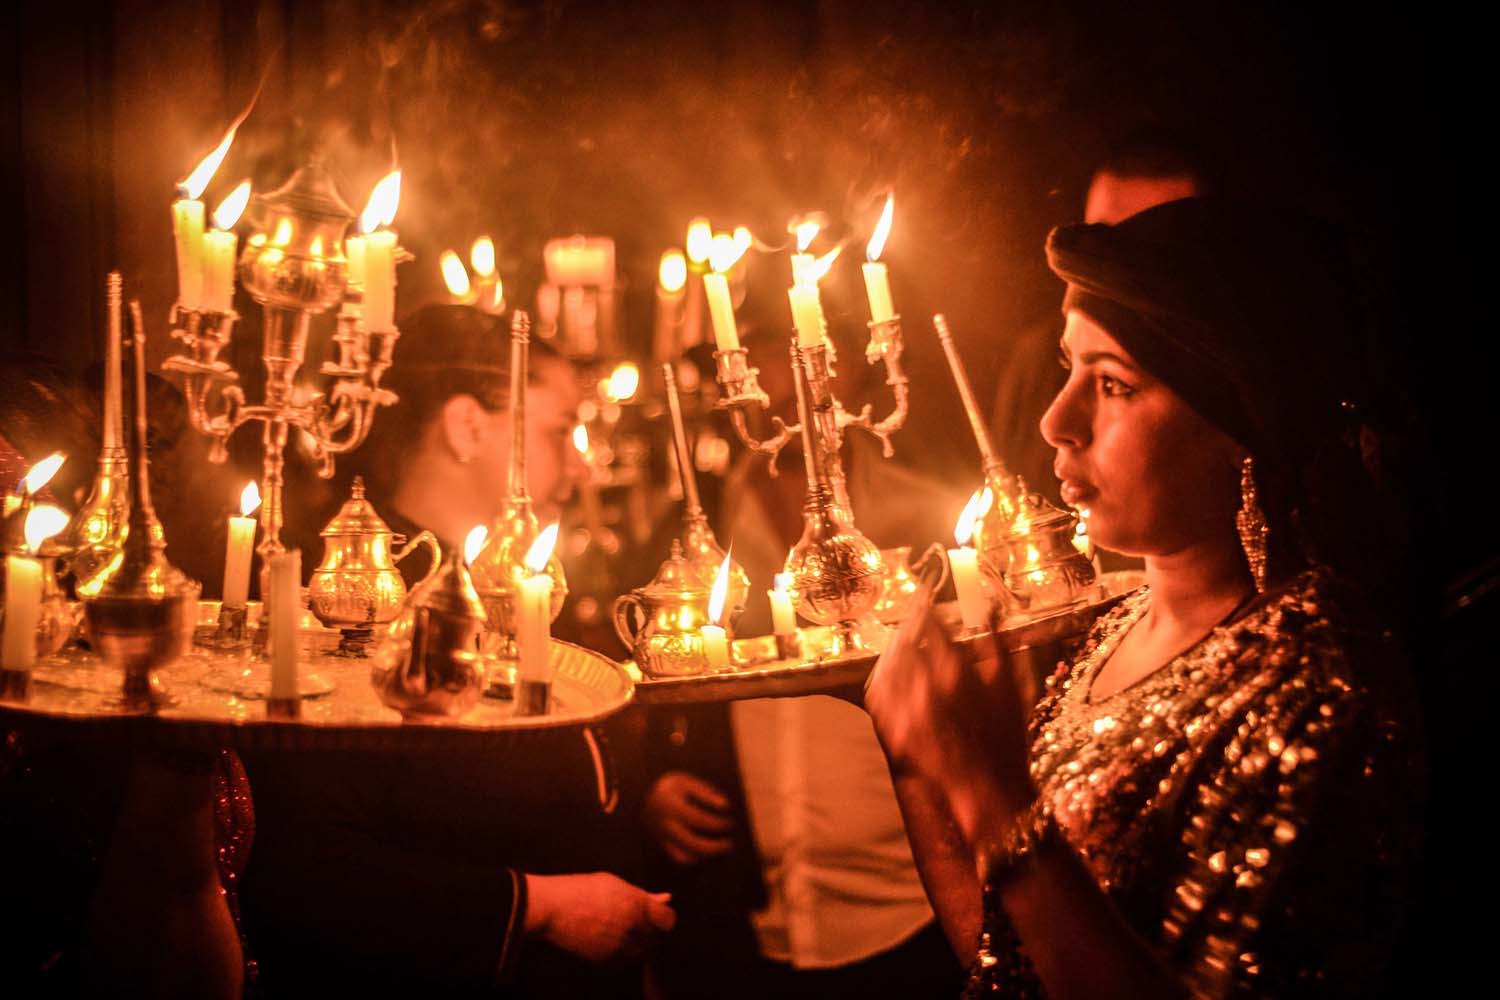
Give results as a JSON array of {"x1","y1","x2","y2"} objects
[
  {"x1": 307, "y1": 477, "x2": 439, "y2": 655},
  {"x1": 975, "y1": 478, "x2": 1096, "y2": 615}
]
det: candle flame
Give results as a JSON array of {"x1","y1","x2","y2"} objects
[
  {"x1": 359, "y1": 170, "x2": 402, "y2": 235},
  {"x1": 603, "y1": 362, "x2": 640, "y2": 402},
  {"x1": 866, "y1": 193, "x2": 894, "y2": 262},
  {"x1": 21, "y1": 452, "x2": 65, "y2": 494},
  {"x1": 23, "y1": 504, "x2": 69, "y2": 553},
  {"x1": 732, "y1": 226, "x2": 753, "y2": 256},
  {"x1": 440, "y1": 250, "x2": 471, "y2": 297},
  {"x1": 954, "y1": 487, "x2": 989, "y2": 547},
  {"x1": 524, "y1": 522, "x2": 560, "y2": 573},
  {"x1": 471, "y1": 236, "x2": 495, "y2": 277},
  {"x1": 685, "y1": 218, "x2": 713, "y2": 264},
  {"x1": 709, "y1": 233, "x2": 748, "y2": 274},
  {"x1": 572, "y1": 423, "x2": 590, "y2": 455},
  {"x1": 795, "y1": 220, "x2": 821, "y2": 253},
  {"x1": 490, "y1": 277, "x2": 505, "y2": 311},
  {"x1": 773, "y1": 571, "x2": 794, "y2": 593},
  {"x1": 212, "y1": 180, "x2": 251, "y2": 230},
  {"x1": 707, "y1": 550, "x2": 732, "y2": 623},
  {"x1": 805, "y1": 245, "x2": 842, "y2": 284},
  {"x1": 239, "y1": 481, "x2": 262, "y2": 516},
  {"x1": 178, "y1": 122, "x2": 238, "y2": 200},
  {"x1": 658, "y1": 250, "x2": 687, "y2": 293},
  {"x1": 464, "y1": 525, "x2": 489, "y2": 565},
  {"x1": 271, "y1": 218, "x2": 293, "y2": 247}
]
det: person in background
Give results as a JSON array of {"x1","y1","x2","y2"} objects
[{"x1": 241, "y1": 305, "x2": 672, "y2": 998}]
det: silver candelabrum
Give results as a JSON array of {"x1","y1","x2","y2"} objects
[{"x1": 164, "y1": 160, "x2": 401, "y2": 573}]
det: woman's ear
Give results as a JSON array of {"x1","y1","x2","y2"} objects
[{"x1": 437, "y1": 394, "x2": 488, "y2": 464}]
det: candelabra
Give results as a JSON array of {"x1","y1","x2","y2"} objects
[{"x1": 163, "y1": 161, "x2": 400, "y2": 572}]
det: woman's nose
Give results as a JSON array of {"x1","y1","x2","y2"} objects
[{"x1": 1040, "y1": 376, "x2": 1089, "y2": 451}]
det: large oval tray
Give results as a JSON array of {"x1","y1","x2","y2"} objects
[
  {"x1": 629, "y1": 571, "x2": 1143, "y2": 705},
  {"x1": 1, "y1": 614, "x2": 633, "y2": 752}
]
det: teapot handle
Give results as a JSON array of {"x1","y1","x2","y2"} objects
[
  {"x1": 912, "y1": 541, "x2": 951, "y2": 595},
  {"x1": 393, "y1": 530, "x2": 443, "y2": 588},
  {"x1": 612, "y1": 593, "x2": 647, "y2": 653}
]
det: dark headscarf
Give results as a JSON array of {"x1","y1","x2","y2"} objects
[{"x1": 1046, "y1": 198, "x2": 1370, "y2": 581}]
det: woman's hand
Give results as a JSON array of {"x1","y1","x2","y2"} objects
[
  {"x1": 864, "y1": 588, "x2": 1037, "y2": 842},
  {"x1": 641, "y1": 771, "x2": 737, "y2": 866},
  {"x1": 523, "y1": 872, "x2": 675, "y2": 963}
]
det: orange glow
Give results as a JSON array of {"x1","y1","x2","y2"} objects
[
  {"x1": 440, "y1": 251, "x2": 471, "y2": 297},
  {"x1": 709, "y1": 234, "x2": 748, "y2": 274},
  {"x1": 658, "y1": 250, "x2": 687, "y2": 293},
  {"x1": 524, "y1": 523, "x2": 560, "y2": 573},
  {"x1": 464, "y1": 525, "x2": 489, "y2": 564},
  {"x1": 866, "y1": 193, "x2": 894, "y2": 262},
  {"x1": 471, "y1": 236, "x2": 495, "y2": 277},
  {"x1": 685, "y1": 218, "x2": 713, "y2": 264},
  {"x1": 212, "y1": 180, "x2": 251, "y2": 230},
  {"x1": 572, "y1": 424, "x2": 590, "y2": 455},
  {"x1": 359, "y1": 170, "x2": 402, "y2": 235},
  {"x1": 795, "y1": 220, "x2": 821, "y2": 253},
  {"x1": 178, "y1": 123, "x2": 238, "y2": 200},
  {"x1": 953, "y1": 488, "x2": 989, "y2": 547},
  {"x1": 21, "y1": 452, "x2": 65, "y2": 494},
  {"x1": 603, "y1": 363, "x2": 640, "y2": 402},
  {"x1": 732, "y1": 226, "x2": 753, "y2": 256},
  {"x1": 24, "y1": 504, "x2": 69, "y2": 552},
  {"x1": 805, "y1": 245, "x2": 842, "y2": 283},
  {"x1": 239, "y1": 481, "x2": 262, "y2": 516},
  {"x1": 707, "y1": 551, "x2": 732, "y2": 623}
]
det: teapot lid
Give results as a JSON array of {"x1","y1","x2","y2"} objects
[
  {"x1": 638, "y1": 540, "x2": 707, "y2": 600},
  {"x1": 1007, "y1": 478, "x2": 1077, "y2": 537},
  {"x1": 321, "y1": 477, "x2": 396, "y2": 537}
]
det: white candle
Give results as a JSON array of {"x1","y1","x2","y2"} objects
[
  {"x1": 703, "y1": 271, "x2": 740, "y2": 351},
  {"x1": 701, "y1": 624, "x2": 730, "y2": 670},
  {"x1": 223, "y1": 517, "x2": 256, "y2": 608},
  {"x1": 202, "y1": 229, "x2": 238, "y2": 314},
  {"x1": 947, "y1": 546, "x2": 989, "y2": 630},
  {"x1": 172, "y1": 199, "x2": 205, "y2": 310},
  {"x1": 516, "y1": 573, "x2": 554, "y2": 684},
  {"x1": 2, "y1": 555, "x2": 44, "y2": 671},
  {"x1": 345, "y1": 233, "x2": 367, "y2": 289},
  {"x1": 862, "y1": 260, "x2": 895, "y2": 323},
  {"x1": 268, "y1": 549, "x2": 300, "y2": 701},
  {"x1": 791, "y1": 252, "x2": 815, "y2": 286},
  {"x1": 788, "y1": 283, "x2": 826, "y2": 349},
  {"x1": 364, "y1": 231, "x2": 397, "y2": 332},
  {"x1": 769, "y1": 573, "x2": 797, "y2": 636}
]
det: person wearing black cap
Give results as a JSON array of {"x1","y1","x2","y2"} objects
[{"x1": 865, "y1": 199, "x2": 1419, "y2": 998}]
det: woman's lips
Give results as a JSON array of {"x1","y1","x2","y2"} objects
[{"x1": 1059, "y1": 479, "x2": 1097, "y2": 507}]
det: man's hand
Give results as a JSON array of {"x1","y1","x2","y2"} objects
[
  {"x1": 641, "y1": 771, "x2": 737, "y2": 865},
  {"x1": 523, "y1": 872, "x2": 675, "y2": 963}
]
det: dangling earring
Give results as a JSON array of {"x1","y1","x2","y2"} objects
[{"x1": 1236, "y1": 455, "x2": 1268, "y2": 592}]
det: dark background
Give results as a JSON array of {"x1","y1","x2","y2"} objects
[{"x1": 0, "y1": 1, "x2": 1482, "y2": 989}]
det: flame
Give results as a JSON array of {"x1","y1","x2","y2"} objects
[
  {"x1": 954, "y1": 488, "x2": 988, "y2": 547},
  {"x1": 573, "y1": 423, "x2": 590, "y2": 455},
  {"x1": 490, "y1": 277, "x2": 505, "y2": 311},
  {"x1": 707, "y1": 550, "x2": 732, "y2": 623},
  {"x1": 471, "y1": 236, "x2": 495, "y2": 277},
  {"x1": 603, "y1": 362, "x2": 640, "y2": 402},
  {"x1": 805, "y1": 245, "x2": 842, "y2": 284},
  {"x1": 212, "y1": 180, "x2": 251, "y2": 230},
  {"x1": 524, "y1": 522, "x2": 560, "y2": 573},
  {"x1": 23, "y1": 504, "x2": 69, "y2": 553},
  {"x1": 21, "y1": 453, "x2": 65, "y2": 494},
  {"x1": 732, "y1": 226, "x2": 753, "y2": 256},
  {"x1": 795, "y1": 220, "x2": 820, "y2": 253},
  {"x1": 178, "y1": 122, "x2": 238, "y2": 200},
  {"x1": 464, "y1": 525, "x2": 489, "y2": 564},
  {"x1": 659, "y1": 250, "x2": 687, "y2": 293},
  {"x1": 440, "y1": 250, "x2": 471, "y2": 297},
  {"x1": 308, "y1": 236, "x2": 325, "y2": 259},
  {"x1": 773, "y1": 571, "x2": 794, "y2": 593},
  {"x1": 866, "y1": 193, "x2": 894, "y2": 262},
  {"x1": 685, "y1": 218, "x2": 713, "y2": 264},
  {"x1": 709, "y1": 233, "x2": 748, "y2": 274},
  {"x1": 359, "y1": 170, "x2": 402, "y2": 235},
  {"x1": 271, "y1": 218, "x2": 293, "y2": 247},
  {"x1": 239, "y1": 481, "x2": 262, "y2": 517}
]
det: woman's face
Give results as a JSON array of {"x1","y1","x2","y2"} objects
[
  {"x1": 472, "y1": 358, "x2": 585, "y2": 525},
  {"x1": 1040, "y1": 311, "x2": 1242, "y2": 557}
]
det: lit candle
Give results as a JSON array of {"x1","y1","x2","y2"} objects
[
  {"x1": 223, "y1": 481, "x2": 260, "y2": 608},
  {"x1": 543, "y1": 235, "x2": 616, "y2": 288},
  {"x1": 682, "y1": 218, "x2": 711, "y2": 350},
  {"x1": 173, "y1": 122, "x2": 238, "y2": 312},
  {"x1": 267, "y1": 549, "x2": 301, "y2": 702},
  {"x1": 517, "y1": 523, "x2": 560, "y2": 690},
  {"x1": 440, "y1": 250, "x2": 472, "y2": 300},
  {"x1": 654, "y1": 249, "x2": 687, "y2": 359},
  {"x1": 702, "y1": 551, "x2": 732, "y2": 670},
  {"x1": 790, "y1": 218, "x2": 821, "y2": 285},
  {"x1": 201, "y1": 180, "x2": 250, "y2": 315},
  {"x1": 948, "y1": 488, "x2": 992, "y2": 630},
  {"x1": 787, "y1": 246, "x2": 840, "y2": 350},
  {"x1": 704, "y1": 234, "x2": 748, "y2": 352},
  {"x1": 357, "y1": 171, "x2": 402, "y2": 332},
  {"x1": 2, "y1": 555, "x2": 43, "y2": 673},
  {"x1": 862, "y1": 194, "x2": 896, "y2": 323},
  {"x1": 769, "y1": 572, "x2": 796, "y2": 636},
  {"x1": 345, "y1": 234, "x2": 367, "y2": 290}
]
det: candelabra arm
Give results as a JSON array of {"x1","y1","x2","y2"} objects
[
  {"x1": 723, "y1": 408, "x2": 799, "y2": 475},
  {"x1": 713, "y1": 347, "x2": 799, "y2": 474}
]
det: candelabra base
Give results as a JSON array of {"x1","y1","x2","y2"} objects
[
  {"x1": 484, "y1": 657, "x2": 517, "y2": 700},
  {"x1": 213, "y1": 605, "x2": 249, "y2": 648},
  {"x1": 266, "y1": 696, "x2": 301, "y2": 720},
  {"x1": 821, "y1": 620, "x2": 867, "y2": 659},
  {"x1": 0, "y1": 668, "x2": 32, "y2": 702},
  {"x1": 516, "y1": 678, "x2": 551, "y2": 716},
  {"x1": 334, "y1": 626, "x2": 375, "y2": 658},
  {"x1": 774, "y1": 632, "x2": 803, "y2": 662}
]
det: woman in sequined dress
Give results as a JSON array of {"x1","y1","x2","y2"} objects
[{"x1": 865, "y1": 198, "x2": 1418, "y2": 999}]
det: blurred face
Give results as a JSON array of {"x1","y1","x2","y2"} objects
[
  {"x1": 470, "y1": 358, "x2": 585, "y2": 524},
  {"x1": 1040, "y1": 311, "x2": 1242, "y2": 557}
]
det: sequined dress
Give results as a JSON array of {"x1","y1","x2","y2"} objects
[{"x1": 968, "y1": 570, "x2": 1417, "y2": 998}]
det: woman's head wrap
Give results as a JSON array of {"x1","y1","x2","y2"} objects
[{"x1": 1046, "y1": 198, "x2": 1371, "y2": 580}]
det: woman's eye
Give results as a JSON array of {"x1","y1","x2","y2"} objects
[{"x1": 1098, "y1": 374, "x2": 1135, "y2": 398}]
